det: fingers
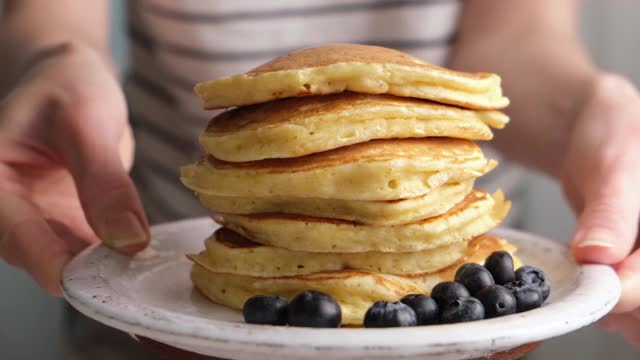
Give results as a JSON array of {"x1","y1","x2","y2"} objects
[
  {"x1": 599, "y1": 313, "x2": 640, "y2": 349},
  {"x1": 567, "y1": 75, "x2": 640, "y2": 265},
  {"x1": 569, "y1": 91, "x2": 640, "y2": 263},
  {"x1": 597, "y1": 249, "x2": 640, "y2": 350},
  {"x1": 2, "y1": 54, "x2": 149, "y2": 254},
  {"x1": 0, "y1": 192, "x2": 89, "y2": 296},
  {"x1": 47, "y1": 95, "x2": 149, "y2": 254},
  {"x1": 571, "y1": 171, "x2": 640, "y2": 264},
  {"x1": 611, "y1": 249, "x2": 640, "y2": 314}
]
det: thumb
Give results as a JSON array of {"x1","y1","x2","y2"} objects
[
  {"x1": 611, "y1": 249, "x2": 640, "y2": 314},
  {"x1": 571, "y1": 170, "x2": 640, "y2": 264},
  {"x1": 49, "y1": 98, "x2": 149, "y2": 254}
]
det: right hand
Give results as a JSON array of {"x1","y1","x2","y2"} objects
[{"x1": 0, "y1": 42, "x2": 149, "y2": 296}]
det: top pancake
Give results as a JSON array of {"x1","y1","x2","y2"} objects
[
  {"x1": 201, "y1": 93, "x2": 509, "y2": 162},
  {"x1": 194, "y1": 44, "x2": 509, "y2": 110}
]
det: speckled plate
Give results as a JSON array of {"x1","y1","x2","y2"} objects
[{"x1": 61, "y1": 217, "x2": 620, "y2": 360}]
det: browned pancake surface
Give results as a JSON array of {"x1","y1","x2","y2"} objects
[
  {"x1": 247, "y1": 44, "x2": 490, "y2": 80},
  {"x1": 205, "y1": 92, "x2": 491, "y2": 133},
  {"x1": 205, "y1": 138, "x2": 481, "y2": 172}
]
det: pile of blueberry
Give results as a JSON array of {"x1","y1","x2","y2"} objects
[
  {"x1": 363, "y1": 251, "x2": 550, "y2": 327},
  {"x1": 242, "y1": 251, "x2": 549, "y2": 328}
]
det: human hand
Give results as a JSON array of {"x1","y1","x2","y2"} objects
[
  {"x1": 564, "y1": 74, "x2": 640, "y2": 347},
  {"x1": 0, "y1": 42, "x2": 149, "y2": 296}
]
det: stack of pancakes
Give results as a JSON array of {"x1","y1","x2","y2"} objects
[{"x1": 181, "y1": 44, "x2": 515, "y2": 326}]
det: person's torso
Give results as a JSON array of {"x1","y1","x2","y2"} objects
[{"x1": 125, "y1": 0, "x2": 522, "y2": 226}]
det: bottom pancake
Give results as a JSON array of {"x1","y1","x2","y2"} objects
[
  {"x1": 189, "y1": 228, "x2": 469, "y2": 277},
  {"x1": 190, "y1": 235, "x2": 520, "y2": 326}
]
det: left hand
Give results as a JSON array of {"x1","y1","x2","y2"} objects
[{"x1": 564, "y1": 74, "x2": 640, "y2": 347}]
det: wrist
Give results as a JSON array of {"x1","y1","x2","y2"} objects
[
  {"x1": 0, "y1": 1, "x2": 109, "y2": 54},
  {"x1": 561, "y1": 72, "x2": 640, "y2": 169},
  {"x1": 0, "y1": 3, "x2": 110, "y2": 93},
  {"x1": 0, "y1": 34, "x2": 115, "y2": 96},
  {"x1": 453, "y1": 33, "x2": 600, "y2": 178},
  {"x1": 539, "y1": 69, "x2": 600, "y2": 179}
]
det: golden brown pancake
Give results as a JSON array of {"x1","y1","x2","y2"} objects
[
  {"x1": 201, "y1": 93, "x2": 509, "y2": 161},
  {"x1": 181, "y1": 138, "x2": 496, "y2": 201},
  {"x1": 215, "y1": 190, "x2": 511, "y2": 253},
  {"x1": 189, "y1": 228, "x2": 470, "y2": 277},
  {"x1": 194, "y1": 44, "x2": 509, "y2": 110},
  {"x1": 190, "y1": 235, "x2": 521, "y2": 326},
  {"x1": 197, "y1": 180, "x2": 474, "y2": 226}
]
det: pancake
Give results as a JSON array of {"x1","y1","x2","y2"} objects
[
  {"x1": 181, "y1": 138, "x2": 496, "y2": 201},
  {"x1": 189, "y1": 228, "x2": 470, "y2": 277},
  {"x1": 201, "y1": 93, "x2": 509, "y2": 162},
  {"x1": 194, "y1": 44, "x2": 509, "y2": 110},
  {"x1": 215, "y1": 190, "x2": 510, "y2": 253},
  {"x1": 198, "y1": 180, "x2": 473, "y2": 226},
  {"x1": 190, "y1": 235, "x2": 521, "y2": 326}
]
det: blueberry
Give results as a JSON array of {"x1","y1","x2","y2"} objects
[
  {"x1": 504, "y1": 281, "x2": 543, "y2": 312},
  {"x1": 454, "y1": 263, "x2": 495, "y2": 295},
  {"x1": 475, "y1": 285, "x2": 517, "y2": 318},
  {"x1": 287, "y1": 290, "x2": 342, "y2": 328},
  {"x1": 515, "y1": 266, "x2": 550, "y2": 301},
  {"x1": 243, "y1": 295, "x2": 289, "y2": 325},
  {"x1": 484, "y1": 251, "x2": 516, "y2": 285},
  {"x1": 431, "y1": 281, "x2": 471, "y2": 308},
  {"x1": 440, "y1": 297, "x2": 485, "y2": 324},
  {"x1": 400, "y1": 294, "x2": 439, "y2": 325},
  {"x1": 364, "y1": 301, "x2": 417, "y2": 328}
]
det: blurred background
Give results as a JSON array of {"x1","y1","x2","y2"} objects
[{"x1": 1, "y1": 0, "x2": 639, "y2": 358}]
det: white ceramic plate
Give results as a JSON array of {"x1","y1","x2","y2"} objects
[{"x1": 61, "y1": 217, "x2": 620, "y2": 360}]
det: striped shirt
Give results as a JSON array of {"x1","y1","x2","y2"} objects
[{"x1": 125, "y1": 0, "x2": 524, "y2": 225}]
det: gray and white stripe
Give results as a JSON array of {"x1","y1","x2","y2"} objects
[{"x1": 127, "y1": 0, "x2": 464, "y2": 223}]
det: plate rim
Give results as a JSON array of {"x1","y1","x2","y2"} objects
[{"x1": 61, "y1": 217, "x2": 621, "y2": 357}]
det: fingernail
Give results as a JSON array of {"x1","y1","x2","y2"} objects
[
  {"x1": 576, "y1": 240, "x2": 615, "y2": 248},
  {"x1": 575, "y1": 231, "x2": 615, "y2": 248},
  {"x1": 102, "y1": 211, "x2": 148, "y2": 248}
]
